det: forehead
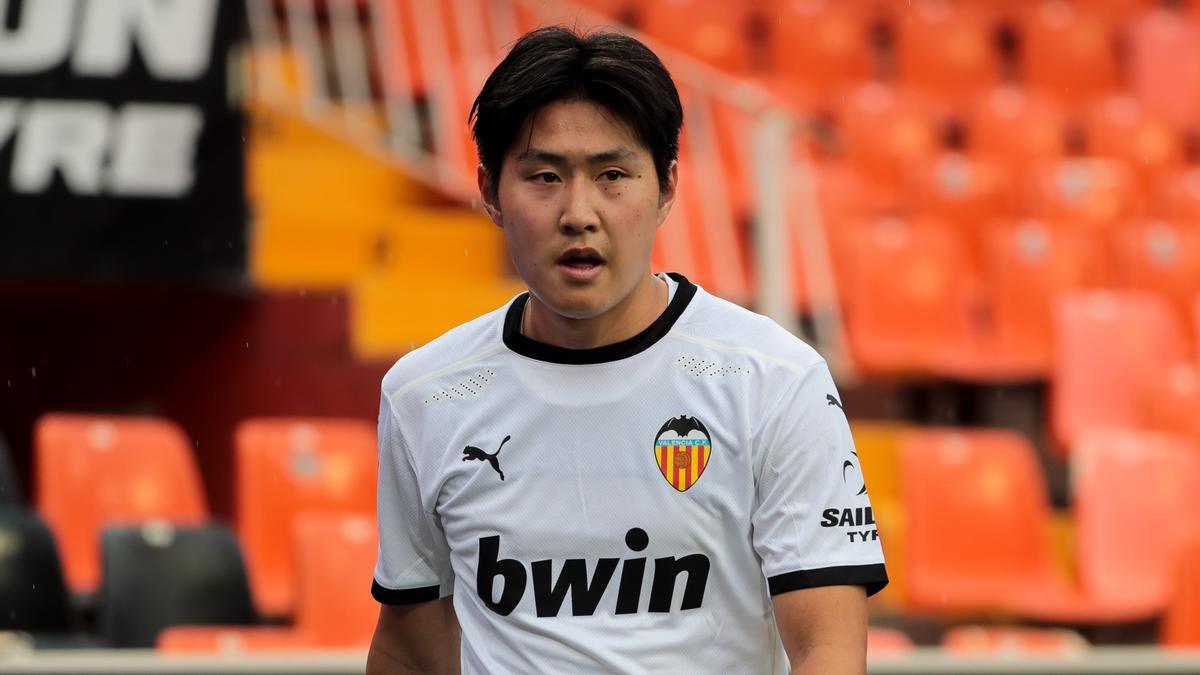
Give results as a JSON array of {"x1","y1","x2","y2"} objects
[{"x1": 509, "y1": 99, "x2": 649, "y2": 160}]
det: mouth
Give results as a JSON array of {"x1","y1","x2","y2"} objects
[{"x1": 556, "y1": 247, "x2": 606, "y2": 281}]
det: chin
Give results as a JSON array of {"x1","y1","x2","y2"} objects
[{"x1": 535, "y1": 285, "x2": 611, "y2": 321}]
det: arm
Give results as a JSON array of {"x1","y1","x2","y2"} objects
[
  {"x1": 366, "y1": 598, "x2": 461, "y2": 675},
  {"x1": 773, "y1": 585, "x2": 868, "y2": 675}
]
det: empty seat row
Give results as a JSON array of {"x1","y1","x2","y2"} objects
[
  {"x1": 32, "y1": 414, "x2": 376, "y2": 620},
  {"x1": 855, "y1": 424, "x2": 1200, "y2": 635}
]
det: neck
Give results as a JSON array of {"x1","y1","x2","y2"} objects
[{"x1": 523, "y1": 274, "x2": 668, "y2": 350}]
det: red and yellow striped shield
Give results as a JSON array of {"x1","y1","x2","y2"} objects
[{"x1": 654, "y1": 419, "x2": 712, "y2": 492}]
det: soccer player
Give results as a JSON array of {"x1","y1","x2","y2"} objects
[{"x1": 368, "y1": 26, "x2": 887, "y2": 674}]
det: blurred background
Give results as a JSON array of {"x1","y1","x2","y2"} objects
[{"x1": 1, "y1": 0, "x2": 1199, "y2": 672}]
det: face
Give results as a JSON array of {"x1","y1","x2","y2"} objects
[{"x1": 479, "y1": 99, "x2": 676, "y2": 325}]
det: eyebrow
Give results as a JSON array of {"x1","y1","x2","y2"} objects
[{"x1": 515, "y1": 147, "x2": 638, "y2": 165}]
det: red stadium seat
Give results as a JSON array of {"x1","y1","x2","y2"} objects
[
  {"x1": 909, "y1": 152, "x2": 1016, "y2": 256},
  {"x1": 35, "y1": 414, "x2": 208, "y2": 595},
  {"x1": 941, "y1": 626, "x2": 1088, "y2": 654},
  {"x1": 235, "y1": 418, "x2": 376, "y2": 617},
  {"x1": 969, "y1": 85, "x2": 1067, "y2": 172},
  {"x1": 1163, "y1": 536, "x2": 1200, "y2": 647},
  {"x1": 1018, "y1": 1, "x2": 1119, "y2": 107},
  {"x1": 894, "y1": 0, "x2": 1001, "y2": 104},
  {"x1": 1141, "y1": 362, "x2": 1200, "y2": 442},
  {"x1": 1051, "y1": 291, "x2": 1192, "y2": 450},
  {"x1": 1113, "y1": 220, "x2": 1200, "y2": 320},
  {"x1": 1073, "y1": 431, "x2": 1200, "y2": 617},
  {"x1": 1161, "y1": 167, "x2": 1200, "y2": 222},
  {"x1": 982, "y1": 219, "x2": 1108, "y2": 377},
  {"x1": 770, "y1": 0, "x2": 873, "y2": 97},
  {"x1": 900, "y1": 429, "x2": 1135, "y2": 622},
  {"x1": 840, "y1": 217, "x2": 986, "y2": 376},
  {"x1": 1127, "y1": 6, "x2": 1200, "y2": 132}
]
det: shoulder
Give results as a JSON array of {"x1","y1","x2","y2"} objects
[
  {"x1": 381, "y1": 300, "x2": 513, "y2": 400},
  {"x1": 670, "y1": 285, "x2": 827, "y2": 377}
]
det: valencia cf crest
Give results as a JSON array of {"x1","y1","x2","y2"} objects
[{"x1": 654, "y1": 416, "x2": 712, "y2": 492}]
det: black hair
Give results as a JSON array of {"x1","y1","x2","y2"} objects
[{"x1": 470, "y1": 26, "x2": 683, "y2": 195}]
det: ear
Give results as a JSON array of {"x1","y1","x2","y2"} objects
[
  {"x1": 478, "y1": 164, "x2": 502, "y2": 227},
  {"x1": 655, "y1": 161, "x2": 678, "y2": 227}
]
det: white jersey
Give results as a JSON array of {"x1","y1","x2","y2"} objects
[{"x1": 373, "y1": 273, "x2": 887, "y2": 674}]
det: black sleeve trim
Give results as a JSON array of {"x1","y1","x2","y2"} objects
[
  {"x1": 768, "y1": 563, "x2": 889, "y2": 598},
  {"x1": 372, "y1": 579, "x2": 441, "y2": 605}
]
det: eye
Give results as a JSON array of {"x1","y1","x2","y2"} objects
[
  {"x1": 599, "y1": 170, "x2": 624, "y2": 182},
  {"x1": 531, "y1": 172, "x2": 560, "y2": 183}
]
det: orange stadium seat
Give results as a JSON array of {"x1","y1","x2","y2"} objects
[
  {"x1": 909, "y1": 152, "x2": 1016, "y2": 255},
  {"x1": 235, "y1": 418, "x2": 376, "y2": 617},
  {"x1": 838, "y1": 84, "x2": 940, "y2": 191},
  {"x1": 900, "y1": 429, "x2": 1120, "y2": 622},
  {"x1": 1140, "y1": 362, "x2": 1200, "y2": 442},
  {"x1": 867, "y1": 627, "x2": 915, "y2": 657},
  {"x1": 1127, "y1": 6, "x2": 1200, "y2": 132},
  {"x1": 969, "y1": 85, "x2": 1067, "y2": 172},
  {"x1": 35, "y1": 414, "x2": 209, "y2": 595},
  {"x1": 894, "y1": 0, "x2": 1000, "y2": 104},
  {"x1": 769, "y1": 0, "x2": 874, "y2": 97},
  {"x1": 1073, "y1": 431, "x2": 1200, "y2": 617},
  {"x1": 840, "y1": 217, "x2": 985, "y2": 376},
  {"x1": 1087, "y1": 96, "x2": 1184, "y2": 194},
  {"x1": 1113, "y1": 221, "x2": 1200, "y2": 320},
  {"x1": 1163, "y1": 536, "x2": 1200, "y2": 647},
  {"x1": 983, "y1": 220, "x2": 1108, "y2": 377},
  {"x1": 638, "y1": 0, "x2": 759, "y2": 74},
  {"x1": 1018, "y1": 1, "x2": 1119, "y2": 107},
  {"x1": 941, "y1": 626, "x2": 1088, "y2": 655},
  {"x1": 1050, "y1": 291, "x2": 1192, "y2": 450},
  {"x1": 159, "y1": 512, "x2": 379, "y2": 652},
  {"x1": 1028, "y1": 158, "x2": 1139, "y2": 233},
  {"x1": 850, "y1": 422, "x2": 909, "y2": 610},
  {"x1": 1161, "y1": 167, "x2": 1200, "y2": 222}
]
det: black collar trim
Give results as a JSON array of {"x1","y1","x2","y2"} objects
[{"x1": 502, "y1": 273, "x2": 697, "y2": 365}]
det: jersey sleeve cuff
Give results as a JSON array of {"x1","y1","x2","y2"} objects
[
  {"x1": 372, "y1": 579, "x2": 442, "y2": 605},
  {"x1": 767, "y1": 563, "x2": 889, "y2": 598}
]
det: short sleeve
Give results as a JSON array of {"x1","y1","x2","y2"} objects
[
  {"x1": 372, "y1": 393, "x2": 454, "y2": 604},
  {"x1": 751, "y1": 361, "x2": 888, "y2": 597}
]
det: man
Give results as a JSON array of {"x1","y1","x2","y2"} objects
[{"x1": 368, "y1": 26, "x2": 886, "y2": 674}]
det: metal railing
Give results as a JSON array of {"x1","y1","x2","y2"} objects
[{"x1": 241, "y1": 0, "x2": 853, "y2": 377}]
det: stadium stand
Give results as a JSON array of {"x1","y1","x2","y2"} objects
[
  {"x1": 98, "y1": 523, "x2": 257, "y2": 648},
  {"x1": 234, "y1": 418, "x2": 376, "y2": 617},
  {"x1": 35, "y1": 414, "x2": 209, "y2": 595},
  {"x1": 941, "y1": 626, "x2": 1089, "y2": 655}
]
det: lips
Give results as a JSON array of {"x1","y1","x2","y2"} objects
[{"x1": 556, "y1": 247, "x2": 605, "y2": 282}]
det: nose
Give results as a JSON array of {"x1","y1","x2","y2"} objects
[{"x1": 559, "y1": 177, "x2": 599, "y2": 234}]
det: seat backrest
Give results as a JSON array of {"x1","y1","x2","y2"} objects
[
  {"x1": 770, "y1": 0, "x2": 872, "y2": 93},
  {"x1": 638, "y1": 0, "x2": 759, "y2": 74},
  {"x1": 1128, "y1": 7, "x2": 1200, "y2": 131},
  {"x1": 1073, "y1": 431, "x2": 1200, "y2": 611},
  {"x1": 969, "y1": 85, "x2": 1067, "y2": 170},
  {"x1": 984, "y1": 219, "x2": 1107, "y2": 361},
  {"x1": 0, "y1": 509, "x2": 71, "y2": 633},
  {"x1": 941, "y1": 626, "x2": 1088, "y2": 654},
  {"x1": 1051, "y1": 291, "x2": 1191, "y2": 448},
  {"x1": 900, "y1": 429, "x2": 1063, "y2": 613},
  {"x1": 35, "y1": 414, "x2": 209, "y2": 594},
  {"x1": 1019, "y1": 1, "x2": 1118, "y2": 105},
  {"x1": 293, "y1": 512, "x2": 379, "y2": 646},
  {"x1": 1113, "y1": 220, "x2": 1200, "y2": 319},
  {"x1": 895, "y1": 0, "x2": 1000, "y2": 103},
  {"x1": 235, "y1": 418, "x2": 375, "y2": 617},
  {"x1": 98, "y1": 523, "x2": 257, "y2": 648}
]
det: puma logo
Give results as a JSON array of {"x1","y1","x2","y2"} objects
[
  {"x1": 462, "y1": 435, "x2": 511, "y2": 481},
  {"x1": 826, "y1": 394, "x2": 844, "y2": 410}
]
